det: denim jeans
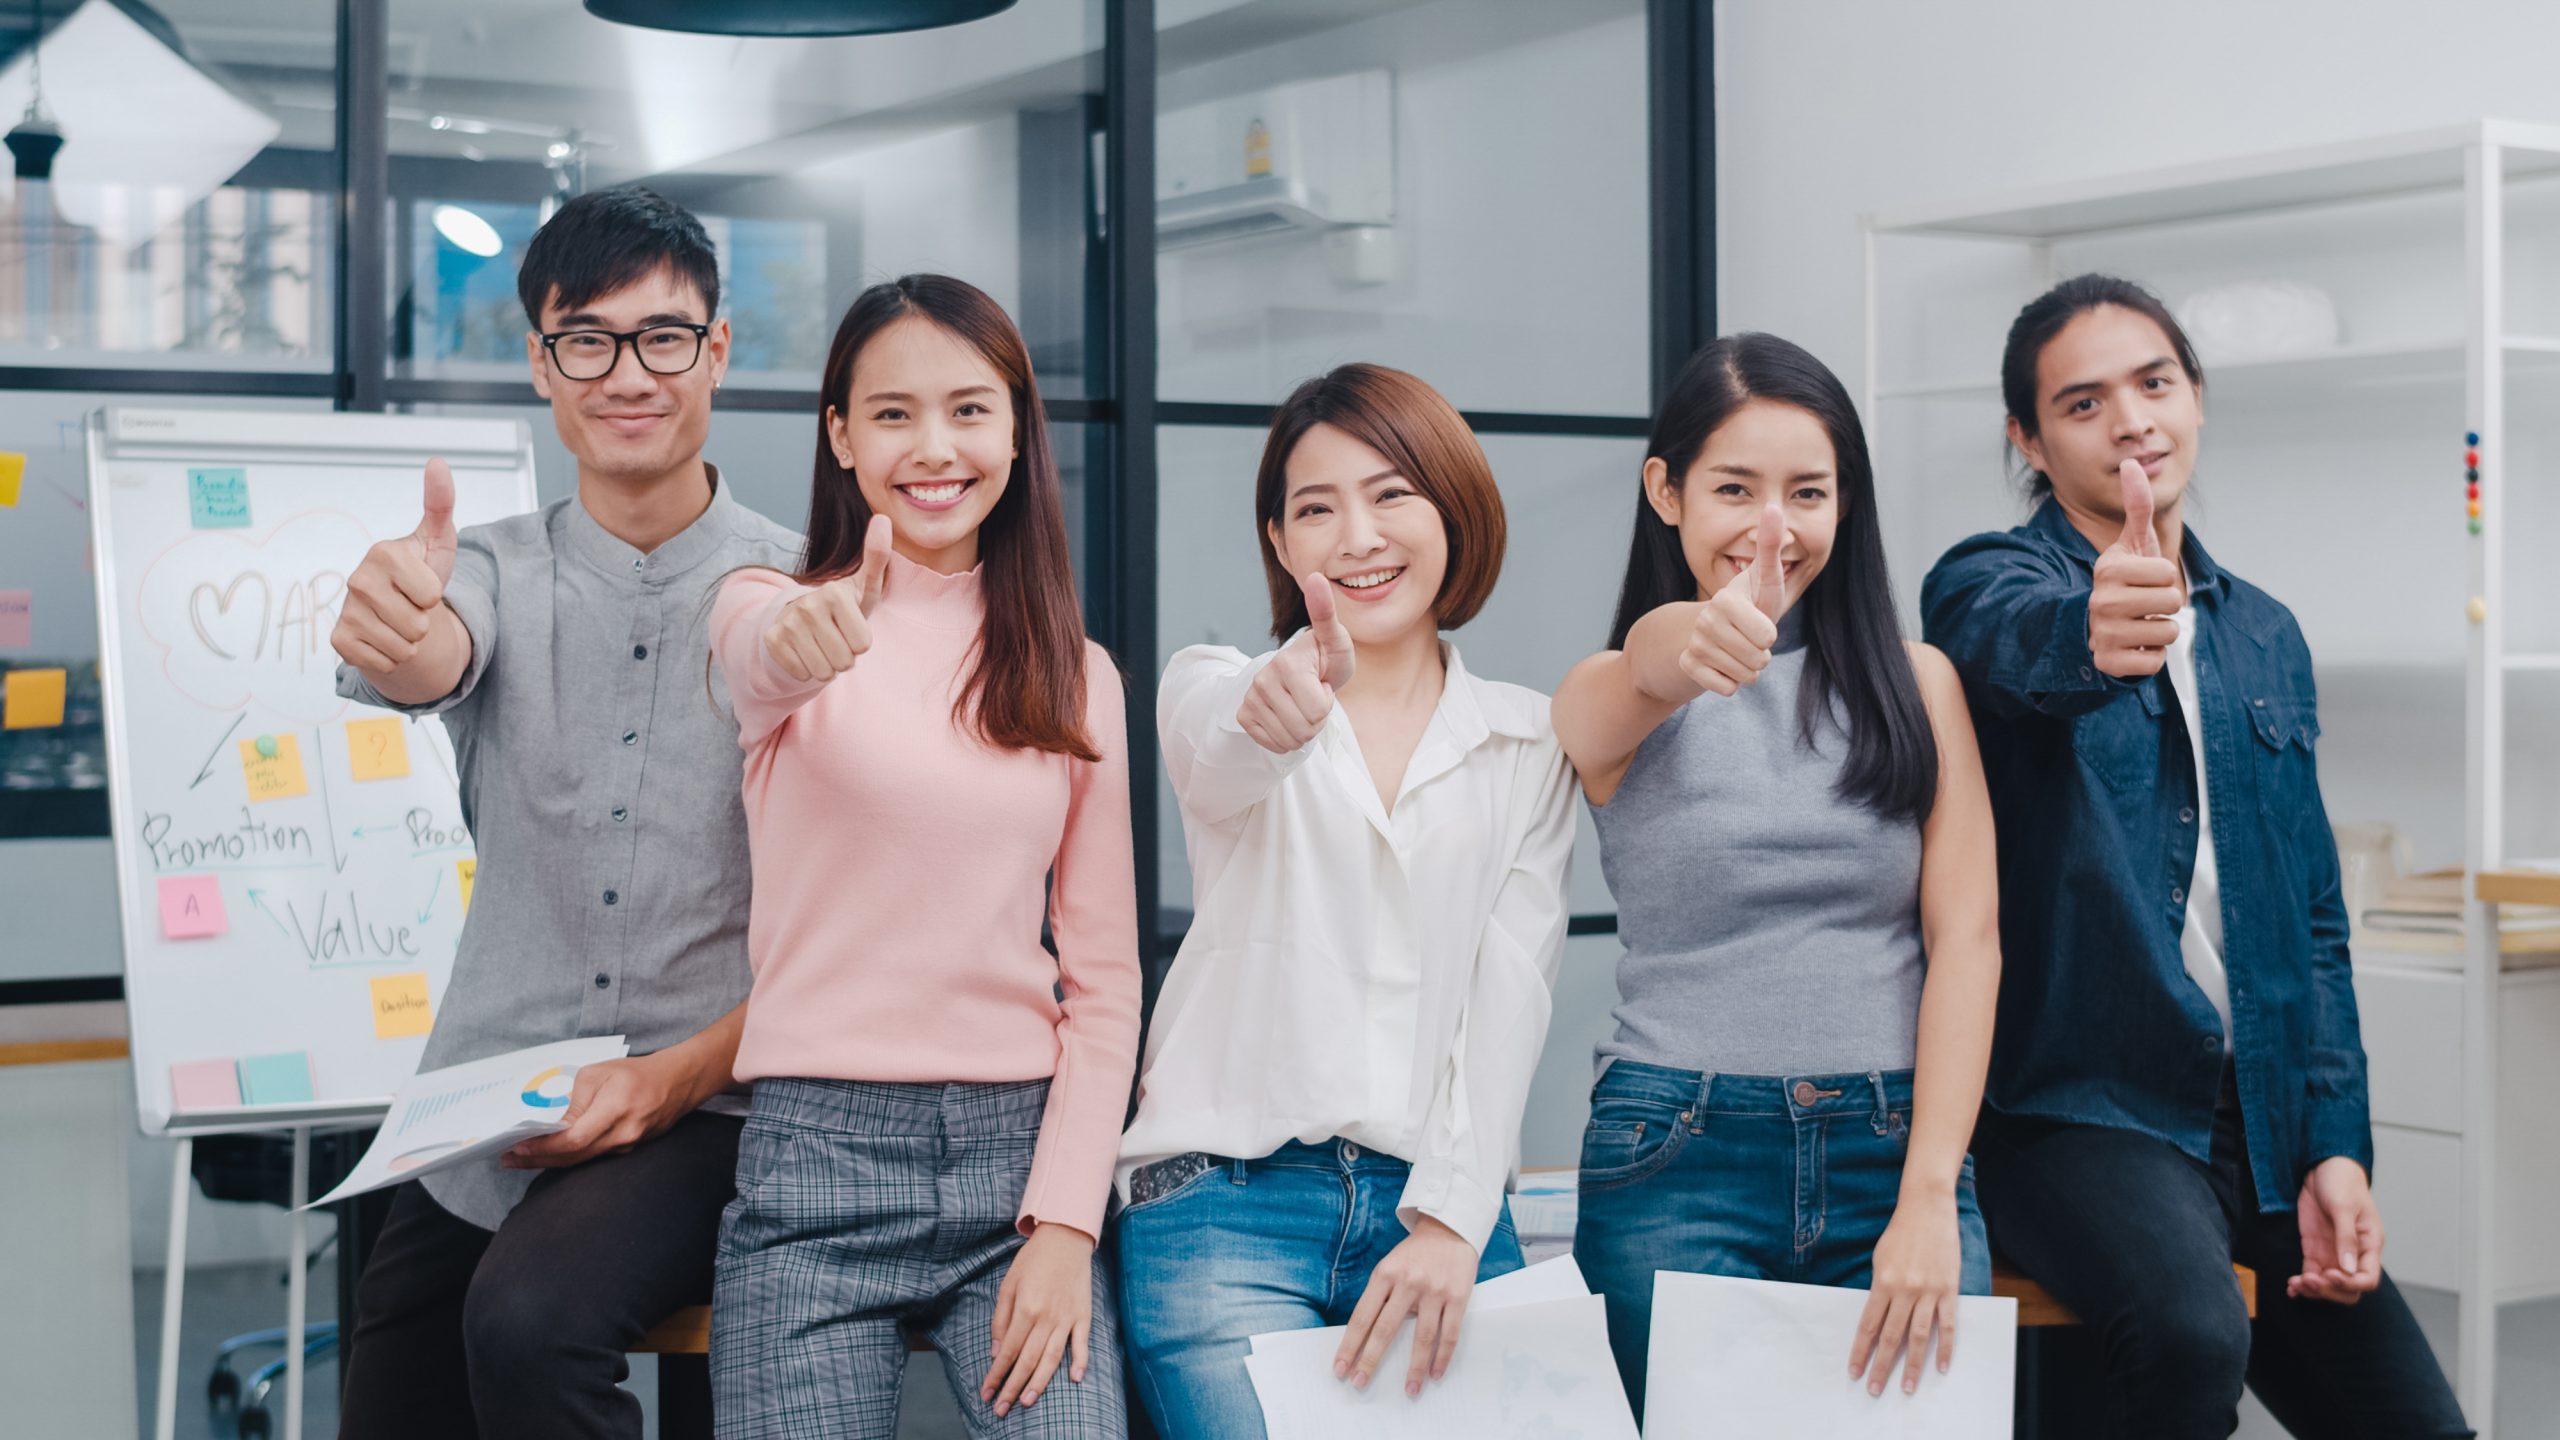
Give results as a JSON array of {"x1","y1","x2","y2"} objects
[
  {"x1": 1572, "y1": 1062, "x2": 1991, "y2": 1418},
  {"x1": 1114, "y1": 1138, "x2": 1524, "y2": 1440}
]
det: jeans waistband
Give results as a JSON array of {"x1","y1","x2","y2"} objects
[
  {"x1": 747, "y1": 1075, "x2": 1051, "y2": 1135},
  {"x1": 1125, "y1": 1137, "x2": 1407, "y2": 1206},
  {"x1": 1596, "y1": 1060, "x2": 1914, "y2": 1119}
]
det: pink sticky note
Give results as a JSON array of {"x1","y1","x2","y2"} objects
[
  {"x1": 158, "y1": 875, "x2": 227, "y2": 939},
  {"x1": 0, "y1": 590, "x2": 27, "y2": 650},
  {"x1": 170, "y1": 1057, "x2": 241, "y2": 1110}
]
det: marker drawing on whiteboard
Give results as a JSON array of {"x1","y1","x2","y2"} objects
[
  {"x1": 244, "y1": 888, "x2": 292, "y2": 939},
  {"x1": 417, "y1": 866, "x2": 442, "y2": 925},
  {"x1": 190, "y1": 714, "x2": 247, "y2": 790},
  {"x1": 312, "y1": 727, "x2": 349, "y2": 874},
  {"x1": 283, "y1": 888, "x2": 421, "y2": 965},
  {"x1": 141, "y1": 809, "x2": 314, "y2": 870}
]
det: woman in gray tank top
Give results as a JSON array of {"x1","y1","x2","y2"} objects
[{"x1": 1552, "y1": 334, "x2": 2003, "y2": 1418}]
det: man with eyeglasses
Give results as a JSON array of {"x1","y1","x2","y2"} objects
[{"x1": 328, "y1": 184, "x2": 800, "y2": 1440}]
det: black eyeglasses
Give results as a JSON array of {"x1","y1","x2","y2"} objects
[{"x1": 539, "y1": 322, "x2": 710, "y2": 381}]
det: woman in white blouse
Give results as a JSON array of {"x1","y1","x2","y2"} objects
[{"x1": 1114, "y1": 363, "x2": 1577, "y2": 1439}]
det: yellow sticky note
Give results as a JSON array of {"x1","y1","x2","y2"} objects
[
  {"x1": 345, "y1": 717, "x2": 411, "y2": 781},
  {"x1": 369, "y1": 972, "x2": 433, "y2": 1039},
  {"x1": 3, "y1": 668, "x2": 66, "y2": 729},
  {"x1": 238, "y1": 734, "x2": 310, "y2": 802},
  {"x1": 0, "y1": 452, "x2": 22, "y2": 508},
  {"x1": 456, "y1": 858, "x2": 476, "y2": 914}
]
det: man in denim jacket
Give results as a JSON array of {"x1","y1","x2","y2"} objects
[{"x1": 1921, "y1": 276, "x2": 2468, "y2": 1439}]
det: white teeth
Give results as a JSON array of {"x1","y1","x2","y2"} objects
[
  {"x1": 903, "y1": 481, "x2": 967, "y2": 503},
  {"x1": 1338, "y1": 569, "x2": 1401, "y2": 589}
]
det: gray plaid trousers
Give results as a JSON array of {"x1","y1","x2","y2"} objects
[{"x1": 711, "y1": 1076, "x2": 1128, "y2": 1438}]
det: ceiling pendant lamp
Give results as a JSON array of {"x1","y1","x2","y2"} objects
[
  {"x1": 582, "y1": 0, "x2": 1017, "y2": 38},
  {"x1": 4, "y1": 0, "x2": 64, "y2": 180}
]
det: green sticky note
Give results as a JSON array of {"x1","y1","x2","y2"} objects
[
  {"x1": 236, "y1": 1051, "x2": 314, "y2": 1105},
  {"x1": 188, "y1": 467, "x2": 252, "y2": 529}
]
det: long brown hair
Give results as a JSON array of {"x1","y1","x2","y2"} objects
[{"x1": 803, "y1": 274, "x2": 1097, "y2": 761}]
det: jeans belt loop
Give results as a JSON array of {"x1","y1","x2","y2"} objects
[
  {"x1": 1689, "y1": 1071, "x2": 1714, "y2": 1133},
  {"x1": 1869, "y1": 1069, "x2": 1891, "y2": 1137},
  {"x1": 1229, "y1": 1154, "x2": 1248, "y2": 1185}
]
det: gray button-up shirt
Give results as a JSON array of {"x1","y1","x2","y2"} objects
[{"x1": 337, "y1": 469, "x2": 802, "y2": 1228}]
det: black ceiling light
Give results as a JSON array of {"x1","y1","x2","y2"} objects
[
  {"x1": 5, "y1": 0, "x2": 64, "y2": 181},
  {"x1": 582, "y1": 0, "x2": 1017, "y2": 38}
]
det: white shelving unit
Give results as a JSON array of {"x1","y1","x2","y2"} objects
[{"x1": 1863, "y1": 119, "x2": 2560, "y2": 1435}]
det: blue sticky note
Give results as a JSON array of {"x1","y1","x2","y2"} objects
[
  {"x1": 236, "y1": 1051, "x2": 314, "y2": 1105},
  {"x1": 188, "y1": 467, "x2": 252, "y2": 529}
]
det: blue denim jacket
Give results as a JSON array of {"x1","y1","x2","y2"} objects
[{"x1": 1920, "y1": 500, "x2": 2370, "y2": 1214}]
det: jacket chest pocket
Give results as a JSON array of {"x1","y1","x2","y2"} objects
[
  {"x1": 2072, "y1": 696, "x2": 2161, "y2": 794},
  {"x1": 2246, "y1": 694, "x2": 2323, "y2": 841}
]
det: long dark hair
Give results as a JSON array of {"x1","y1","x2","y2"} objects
[
  {"x1": 1606, "y1": 334, "x2": 1936, "y2": 824},
  {"x1": 801, "y1": 274, "x2": 1098, "y2": 761},
  {"x1": 2001, "y1": 273, "x2": 2204, "y2": 501}
]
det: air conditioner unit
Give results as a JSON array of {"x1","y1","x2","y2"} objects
[{"x1": 1155, "y1": 69, "x2": 1393, "y2": 249}]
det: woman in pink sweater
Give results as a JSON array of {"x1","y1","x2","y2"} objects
[{"x1": 706, "y1": 274, "x2": 1140, "y2": 1439}]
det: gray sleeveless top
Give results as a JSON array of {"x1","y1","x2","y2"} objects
[{"x1": 1592, "y1": 622, "x2": 1925, "y2": 1076}]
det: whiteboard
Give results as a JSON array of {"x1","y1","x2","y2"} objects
[{"x1": 88, "y1": 407, "x2": 539, "y2": 1136}]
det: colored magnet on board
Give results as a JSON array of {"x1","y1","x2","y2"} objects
[
  {"x1": 2465, "y1": 450, "x2": 2480, "y2": 468},
  {"x1": 157, "y1": 875, "x2": 228, "y2": 939},
  {"x1": 2467, "y1": 431, "x2": 2481, "y2": 447},
  {"x1": 2470, "y1": 519, "x2": 2484, "y2": 536},
  {"x1": 2468, "y1": 597, "x2": 2489, "y2": 623},
  {"x1": 2, "y1": 667, "x2": 66, "y2": 728}
]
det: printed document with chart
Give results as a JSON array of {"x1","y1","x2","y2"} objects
[{"x1": 307, "y1": 1035, "x2": 627, "y2": 1207}]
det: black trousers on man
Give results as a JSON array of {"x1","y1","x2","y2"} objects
[
  {"x1": 336, "y1": 1111, "x2": 742, "y2": 1440},
  {"x1": 1976, "y1": 1081, "x2": 2470, "y2": 1439}
]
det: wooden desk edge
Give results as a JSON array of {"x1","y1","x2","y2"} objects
[
  {"x1": 0, "y1": 1037, "x2": 129, "y2": 1068},
  {"x1": 2478, "y1": 869, "x2": 2560, "y2": 908}
]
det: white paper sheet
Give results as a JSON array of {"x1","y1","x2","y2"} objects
[
  {"x1": 306, "y1": 1036, "x2": 628, "y2": 1207},
  {"x1": 1246, "y1": 1256, "x2": 1638, "y2": 1438},
  {"x1": 1644, "y1": 1272, "x2": 2017, "y2": 1439}
]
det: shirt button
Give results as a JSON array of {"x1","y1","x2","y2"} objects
[
  {"x1": 603, "y1": 889, "x2": 618, "y2": 906},
  {"x1": 2080, "y1": 666, "x2": 2094, "y2": 680},
  {"x1": 594, "y1": 973, "x2": 611, "y2": 989},
  {"x1": 2200, "y1": 1034, "x2": 2220, "y2": 1053},
  {"x1": 2172, "y1": 886, "x2": 2186, "y2": 904},
  {"x1": 631, "y1": 558, "x2": 644, "y2": 573},
  {"x1": 633, "y1": 644, "x2": 649, "y2": 660},
  {"x1": 611, "y1": 807, "x2": 628, "y2": 822},
  {"x1": 622, "y1": 730, "x2": 637, "y2": 746},
  {"x1": 2180, "y1": 807, "x2": 2196, "y2": 824}
]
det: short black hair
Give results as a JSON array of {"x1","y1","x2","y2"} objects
[{"x1": 516, "y1": 185, "x2": 720, "y2": 329}]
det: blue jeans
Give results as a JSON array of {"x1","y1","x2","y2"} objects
[
  {"x1": 1573, "y1": 1062, "x2": 1991, "y2": 1419},
  {"x1": 1115, "y1": 1138, "x2": 1524, "y2": 1440}
]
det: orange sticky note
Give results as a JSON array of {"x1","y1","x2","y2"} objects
[
  {"x1": 239, "y1": 734, "x2": 309, "y2": 802},
  {"x1": 159, "y1": 875, "x2": 227, "y2": 939},
  {"x1": 456, "y1": 858, "x2": 476, "y2": 914},
  {"x1": 345, "y1": 717, "x2": 411, "y2": 781},
  {"x1": 369, "y1": 972, "x2": 433, "y2": 1039},
  {"x1": 0, "y1": 451, "x2": 22, "y2": 508},
  {"x1": 3, "y1": 667, "x2": 66, "y2": 729}
]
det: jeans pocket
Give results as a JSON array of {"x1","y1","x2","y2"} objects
[
  {"x1": 1579, "y1": 1099, "x2": 1688, "y2": 1191},
  {"x1": 1119, "y1": 1154, "x2": 1225, "y2": 1218}
]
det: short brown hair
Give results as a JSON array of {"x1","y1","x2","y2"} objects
[{"x1": 1254, "y1": 363, "x2": 1507, "y2": 641}]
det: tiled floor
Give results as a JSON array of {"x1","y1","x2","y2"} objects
[{"x1": 138, "y1": 1262, "x2": 2557, "y2": 1438}]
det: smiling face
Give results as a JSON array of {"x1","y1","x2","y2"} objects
[
  {"x1": 1645, "y1": 397, "x2": 1838, "y2": 605},
  {"x1": 2009, "y1": 303, "x2": 2204, "y2": 533},
  {"x1": 1265, "y1": 421, "x2": 1450, "y2": 649},
  {"x1": 825, "y1": 314, "x2": 1018, "y2": 574},
  {"x1": 526, "y1": 262, "x2": 727, "y2": 490}
]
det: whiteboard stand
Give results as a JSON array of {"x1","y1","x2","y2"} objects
[{"x1": 151, "y1": 1108, "x2": 385, "y2": 1440}]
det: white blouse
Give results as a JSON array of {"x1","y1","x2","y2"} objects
[{"x1": 1116, "y1": 638, "x2": 1577, "y2": 1252}]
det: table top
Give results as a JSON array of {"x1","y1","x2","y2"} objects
[{"x1": 2479, "y1": 869, "x2": 2560, "y2": 907}]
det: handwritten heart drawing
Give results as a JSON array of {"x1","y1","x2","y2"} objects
[{"x1": 188, "y1": 571, "x2": 273, "y2": 662}]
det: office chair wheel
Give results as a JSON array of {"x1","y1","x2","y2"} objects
[
  {"x1": 207, "y1": 1361, "x2": 241, "y2": 1409},
  {"x1": 236, "y1": 1402, "x2": 272, "y2": 1440}
]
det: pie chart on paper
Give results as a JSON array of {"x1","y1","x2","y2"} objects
[{"x1": 522, "y1": 1066, "x2": 577, "y2": 1109}]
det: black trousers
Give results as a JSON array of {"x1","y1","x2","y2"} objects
[
  {"x1": 335, "y1": 1110, "x2": 742, "y2": 1440},
  {"x1": 1976, "y1": 1085, "x2": 2470, "y2": 1440}
]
